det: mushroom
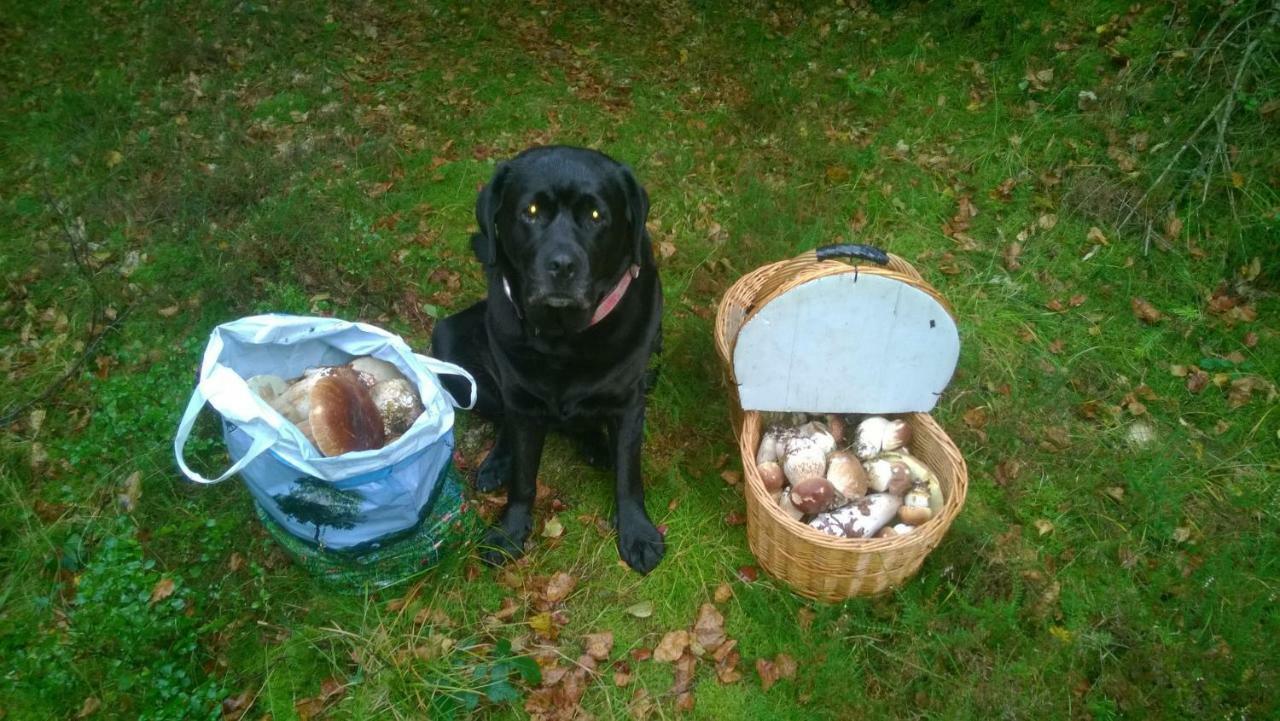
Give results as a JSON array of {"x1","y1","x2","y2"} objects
[
  {"x1": 757, "y1": 461, "x2": 786, "y2": 493},
  {"x1": 790, "y1": 477, "x2": 837, "y2": 515},
  {"x1": 826, "y1": 450, "x2": 868, "y2": 499},
  {"x1": 791, "y1": 421, "x2": 836, "y2": 457},
  {"x1": 350, "y1": 356, "x2": 408, "y2": 385},
  {"x1": 865, "y1": 458, "x2": 912, "y2": 495},
  {"x1": 268, "y1": 366, "x2": 346, "y2": 424},
  {"x1": 370, "y1": 378, "x2": 424, "y2": 438},
  {"x1": 877, "y1": 451, "x2": 944, "y2": 513},
  {"x1": 782, "y1": 442, "x2": 827, "y2": 486},
  {"x1": 775, "y1": 490, "x2": 806, "y2": 521},
  {"x1": 809, "y1": 512, "x2": 848, "y2": 537},
  {"x1": 308, "y1": 370, "x2": 386, "y2": 456},
  {"x1": 838, "y1": 493, "x2": 903, "y2": 538},
  {"x1": 898, "y1": 485, "x2": 933, "y2": 525},
  {"x1": 854, "y1": 417, "x2": 913, "y2": 459},
  {"x1": 757, "y1": 427, "x2": 782, "y2": 465},
  {"x1": 825, "y1": 414, "x2": 846, "y2": 446},
  {"x1": 246, "y1": 374, "x2": 289, "y2": 403}
]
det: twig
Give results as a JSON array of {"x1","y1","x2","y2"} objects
[
  {"x1": 0, "y1": 199, "x2": 130, "y2": 429},
  {"x1": 1122, "y1": 94, "x2": 1226, "y2": 248}
]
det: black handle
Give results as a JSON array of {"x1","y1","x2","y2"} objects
[{"x1": 815, "y1": 243, "x2": 890, "y2": 265}]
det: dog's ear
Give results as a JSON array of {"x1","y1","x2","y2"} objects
[
  {"x1": 471, "y1": 162, "x2": 510, "y2": 266},
  {"x1": 621, "y1": 164, "x2": 650, "y2": 267}
]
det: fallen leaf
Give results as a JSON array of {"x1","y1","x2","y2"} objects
[
  {"x1": 850, "y1": 208, "x2": 869, "y2": 233},
  {"x1": 1243, "y1": 332, "x2": 1258, "y2": 348},
  {"x1": 295, "y1": 677, "x2": 346, "y2": 721},
  {"x1": 1104, "y1": 486, "x2": 1125, "y2": 502},
  {"x1": 1068, "y1": 293, "x2": 1087, "y2": 307},
  {"x1": 149, "y1": 578, "x2": 176, "y2": 605},
  {"x1": 1185, "y1": 369, "x2": 1209, "y2": 394},
  {"x1": 544, "y1": 572, "x2": 576, "y2": 603},
  {"x1": 28, "y1": 408, "x2": 46, "y2": 434},
  {"x1": 693, "y1": 603, "x2": 727, "y2": 653},
  {"x1": 713, "y1": 583, "x2": 733, "y2": 604},
  {"x1": 1047, "y1": 338, "x2": 1066, "y2": 354},
  {"x1": 714, "y1": 640, "x2": 742, "y2": 684},
  {"x1": 227, "y1": 552, "x2": 245, "y2": 573},
  {"x1": 1038, "y1": 213, "x2": 1058, "y2": 230},
  {"x1": 1043, "y1": 426, "x2": 1071, "y2": 450},
  {"x1": 775, "y1": 653, "x2": 797, "y2": 680},
  {"x1": 756, "y1": 658, "x2": 778, "y2": 691},
  {"x1": 221, "y1": 690, "x2": 253, "y2": 721},
  {"x1": 1046, "y1": 298, "x2": 1066, "y2": 312},
  {"x1": 736, "y1": 566, "x2": 759, "y2": 583},
  {"x1": 583, "y1": 631, "x2": 614, "y2": 661},
  {"x1": 994, "y1": 458, "x2": 1022, "y2": 487},
  {"x1": 1035, "y1": 519, "x2": 1054, "y2": 536},
  {"x1": 614, "y1": 662, "x2": 633, "y2": 687},
  {"x1": 657, "y1": 240, "x2": 677, "y2": 260},
  {"x1": 1228, "y1": 376, "x2": 1273, "y2": 408},
  {"x1": 529, "y1": 612, "x2": 557, "y2": 640},
  {"x1": 625, "y1": 601, "x2": 655, "y2": 619},
  {"x1": 654, "y1": 630, "x2": 691, "y2": 663},
  {"x1": 1172, "y1": 527, "x2": 1192, "y2": 543},
  {"x1": 724, "y1": 511, "x2": 746, "y2": 526},
  {"x1": 627, "y1": 688, "x2": 655, "y2": 720},
  {"x1": 630, "y1": 647, "x2": 653, "y2": 662},
  {"x1": 719, "y1": 470, "x2": 741, "y2": 486},
  {"x1": 1164, "y1": 215, "x2": 1183, "y2": 241},
  {"x1": 1003, "y1": 242, "x2": 1023, "y2": 271},
  {"x1": 1130, "y1": 297, "x2": 1163, "y2": 324},
  {"x1": 1086, "y1": 227, "x2": 1108, "y2": 245},
  {"x1": 542, "y1": 516, "x2": 565, "y2": 539},
  {"x1": 963, "y1": 406, "x2": 989, "y2": 430},
  {"x1": 105, "y1": 150, "x2": 124, "y2": 168},
  {"x1": 76, "y1": 696, "x2": 101, "y2": 718},
  {"x1": 118, "y1": 471, "x2": 142, "y2": 513},
  {"x1": 157, "y1": 304, "x2": 181, "y2": 318},
  {"x1": 825, "y1": 165, "x2": 851, "y2": 184},
  {"x1": 366, "y1": 180, "x2": 394, "y2": 198},
  {"x1": 492, "y1": 596, "x2": 521, "y2": 622}
]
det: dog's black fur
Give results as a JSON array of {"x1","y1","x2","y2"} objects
[{"x1": 430, "y1": 146, "x2": 665, "y2": 574}]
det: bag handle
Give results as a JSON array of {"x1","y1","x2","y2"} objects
[
  {"x1": 173, "y1": 373, "x2": 278, "y2": 485},
  {"x1": 414, "y1": 354, "x2": 478, "y2": 410}
]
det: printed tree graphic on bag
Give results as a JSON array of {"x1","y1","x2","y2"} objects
[{"x1": 273, "y1": 476, "x2": 361, "y2": 545}]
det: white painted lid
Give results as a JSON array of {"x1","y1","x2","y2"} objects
[{"x1": 732, "y1": 271, "x2": 959, "y2": 413}]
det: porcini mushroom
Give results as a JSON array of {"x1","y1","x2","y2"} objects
[{"x1": 308, "y1": 369, "x2": 386, "y2": 456}]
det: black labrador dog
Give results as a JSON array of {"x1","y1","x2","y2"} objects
[{"x1": 431, "y1": 146, "x2": 665, "y2": 574}]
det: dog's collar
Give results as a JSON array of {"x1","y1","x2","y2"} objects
[{"x1": 502, "y1": 264, "x2": 641, "y2": 328}]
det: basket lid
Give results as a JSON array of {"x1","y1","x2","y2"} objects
[{"x1": 732, "y1": 269, "x2": 959, "y2": 414}]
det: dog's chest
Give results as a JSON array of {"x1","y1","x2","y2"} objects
[{"x1": 503, "y1": 349, "x2": 643, "y2": 422}]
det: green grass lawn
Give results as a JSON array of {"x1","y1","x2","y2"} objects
[{"x1": 2, "y1": 1, "x2": 1278, "y2": 719}]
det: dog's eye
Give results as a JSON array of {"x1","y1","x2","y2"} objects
[
  {"x1": 589, "y1": 208, "x2": 602, "y2": 223},
  {"x1": 525, "y1": 203, "x2": 538, "y2": 218}
]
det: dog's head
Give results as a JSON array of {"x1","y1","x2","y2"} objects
[{"x1": 471, "y1": 146, "x2": 650, "y2": 335}]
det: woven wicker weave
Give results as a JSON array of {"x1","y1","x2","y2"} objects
[{"x1": 715, "y1": 248, "x2": 968, "y2": 601}]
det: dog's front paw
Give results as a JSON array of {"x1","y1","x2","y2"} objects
[
  {"x1": 475, "y1": 448, "x2": 510, "y2": 493},
  {"x1": 480, "y1": 512, "x2": 531, "y2": 566},
  {"x1": 617, "y1": 512, "x2": 665, "y2": 575}
]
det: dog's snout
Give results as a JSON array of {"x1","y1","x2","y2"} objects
[{"x1": 546, "y1": 252, "x2": 577, "y2": 281}]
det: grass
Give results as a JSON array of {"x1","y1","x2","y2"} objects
[{"x1": 2, "y1": 0, "x2": 1278, "y2": 719}]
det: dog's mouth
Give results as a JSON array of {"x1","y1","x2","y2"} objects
[{"x1": 527, "y1": 291, "x2": 591, "y2": 311}]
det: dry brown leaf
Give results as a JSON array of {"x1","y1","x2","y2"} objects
[
  {"x1": 1003, "y1": 242, "x2": 1023, "y2": 271},
  {"x1": 714, "y1": 640, "x2": 743, "y2": 684},
  {"x1": 544, "y1": 572, "x2": 576, "y2": 603},
  {"x1": 719, "y1": 470, "x2": 741, "y2": 486},
  {"x1": 1086, "y1": 226, "x2": 1108, "y2": 245},
  {"x1": 492, "y1": 596, "x2": 521, "y2": 622},
  {"x1": 157, "y1": 304, "x2": 180, "y2": 318},
  {"x1": 76, "y1": 696, "x2": 101, "y2": 719},
  {"x1": 625, "y1": 600, "x2": 654, "y2": 618},
  {"x1": 693, "y1": 603, "x2": 726, "y2": 653},
  {"x1": 227, "y1": 552, "x2": 245, "y2": 573},
  {"x1": 541, "y1": 516, "x2": 565, "y2": 539},
  {"x1": 736, "y1": 566, "x2": 758, "y2": 583},
  {"x1": 1035, "y1": 519, "x2": 1054, "y2": 536},
  {"x1": 796, "y1": 607, "x2": 815, "y2": 631},
  {"x1": 529, "y1": 611, "x2": 557, "y2": 640},
  {"x1": 713, "y1": 583, "x2": 733, "y2": 604},
  {"x1": 756, "y1": 658, "x2": 779, "y2": 691},
  {"x1": 962, "y1": 406, "x2": 989, "y2": 430},
  {"x1": 775, "y1": 653, "x2": 797, "y2": 680},
  {"x1": 1130, "y1": 297, "x2": 1163, "y2": 324},
  {"x1": 994, "y1": 458, "x2": 1022, "y2": 487},
  {"x1": 654, "y1": 630, "x2": 691, "y2": 663},
  {"x1": 1068, "y1": 293, "x2": 1087, "y2": 307},
  {"x1": 149, "y1": 578, "x2": 175, "y2": 605},
  {"x1": 221, "y1": 690, "x2": 253, "y2": 721},
  {"x1": 295, "y1": 677, "x2": 346, "y2": 721},
  {"x1": 627, "y1": 688, "x2": 655, "y2": 720},
  {"x1": 850, "y1": 208, "x2": 869, "y2": 233},
  {"x1": 583, "y1": 631, "x2": 614, "y2": 661},
  {"x1": 614, "y1": 661, "x2": 633, "y2": 687}
]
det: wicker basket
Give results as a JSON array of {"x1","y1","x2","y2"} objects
[{"x1": 715, "y1": 245, "x2": 969, "y2": 601}]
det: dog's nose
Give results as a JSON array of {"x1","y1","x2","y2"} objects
[{"x1": 546, "y1": 253, "x2": 577, "y2": 281}]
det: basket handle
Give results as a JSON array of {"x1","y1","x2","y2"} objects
[{"x1": 814, "y1": 243, "x2": 890, "y2": 265}]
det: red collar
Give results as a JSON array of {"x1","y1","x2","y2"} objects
[{"x1": 503, "y1": 264, "x2": 641, "y2": 328}]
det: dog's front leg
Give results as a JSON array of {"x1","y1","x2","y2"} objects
[
  {"x1": 480, "y1": 416, "x2": 545, "y2": 566},
  {"x1": 611, "y1": 402, "x2": 665, "y2": 574}
]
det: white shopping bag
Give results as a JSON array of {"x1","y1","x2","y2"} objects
[{"x1": 173, "y1": 314, "x2": 475, "y2": 551}]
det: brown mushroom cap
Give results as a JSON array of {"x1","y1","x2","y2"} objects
[
  {"x1": 308, "y1": 367, "x2": 386, "y2": 456},
  {"x1": 790, "y1": 477, "x2": 836, "y2": 515}
]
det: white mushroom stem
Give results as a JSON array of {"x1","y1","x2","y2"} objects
[{"x1": 841, "y1": 493, "x2": 903, "y2": 538}]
